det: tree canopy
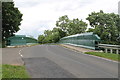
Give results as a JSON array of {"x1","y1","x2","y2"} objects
[
  {"x1": 56, "y1": 15, "x2": 87, "y2": 35},
  {"x1": 38, "y1": 28, "x2": 66, "y2": 44},
  {"x1": 2, "y1": 2, "x2": 23, "y2": 42},
  {"x1": 68, "y1": 18, "x2": 87, "y2": 35},
  {"x1": 38, "y1": 11, "x2": 120, "y2": 45},
  {"x1": 38, "y1": 15, "x2": 87, "y2": 44},
  {"x1": 86, "y1": 10, "x2": 120, "y2": 44}
]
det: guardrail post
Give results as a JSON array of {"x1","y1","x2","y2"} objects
[
  {"x1": 116, "y1": 49, "x2": 119, "y2": 54},
  {"x1": 98, "y1": 44, "x2": 120, "y2": 54},
  {"x1": 105, "y1": 48, "x2": 108, "y2": 53},
  {"x1": 110, "y1": 49, "x2": 113, "y2": 54}
]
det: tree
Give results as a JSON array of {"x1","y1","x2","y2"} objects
[
  {"x1": 44, "y1": 30, "x2": 52, "y2": 36},
  {"x1": 40, "y1": 15, "x2": 88, "y2": 44},
  {"x1": 56, "y1": 15, "x2": 69, "y2": 33},
  {"x1": 56, "y1": 15, "x2": 87, "y2": 35},
  {"x1": 52, "y1": 28, "x2": 66, "y2": 38},
  {"x1": 52, "y1": 32, "x2": 60, "y2": 43},
  {"x1": 38, "y1": 35, "x2": 45, "y2": 44},
  {"x1": 43, "y1": 35, "x2": 53, "y2": 43},
  {"x1": 38, "y1": 27, "x2": 66, "y2": 44},
  {"x1": 86, "y1": 10, "x2": 120, "y2": 44},
  {"x1": 68, "y1": 18, "x2": 87, "y2": 35},
  {"x1": 87, "y1": 28, "x2": 95, "y2": 32},
  {"x1": 2, "y1": 2, "x2": 23, "y2": 46}
]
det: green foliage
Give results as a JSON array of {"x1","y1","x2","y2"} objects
[
  {"x1": 56, "y1": 15, "x2": 70, "y2": 33},
  {"x1": 44, "y1": 30, "x2": 52, "y2": 36},
  {"x1": 52, "y1": 28, "x2": 66, "y2": 38},
  {"x1": 68, "y1": 19, "x2": 87, "y2": 35},
  {"x1": 85, "y1": 52, "x2": 119, "y2": 61},
  {"x1": 38, "y1": 35, "x2": 45, "y2": 44},
  {"x1": 2, "y1": 2, "x2": 23, "y2": 45},
  {"x1": 38, "y1": 28, "x2": 66, "y2": 44},
  {"x1": 2, "y1": 64, "x2": 30, "y2": 78},
  {"x1": 39, "y1": 11, "x2": 120, "y2": 45},
  {"x1": 56, "y1": 15, "x2": 87, "y2": 35},
  {"x1": 0, "y1": 65, "x2": 1, "y2": 80},
  {"x1": 86, "y1": 10, "x2": 120, "y2": 45},
  {"x1": 87, "y1": 28, "x2": 95, "y2": 32}
]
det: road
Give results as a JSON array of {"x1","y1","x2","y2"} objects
[
  {"x1": 20, "y1": 45, "x2": 118, "y2": 78},
  {"x1": 2, "y1": 47, "x2": 24, "y2": 65}
]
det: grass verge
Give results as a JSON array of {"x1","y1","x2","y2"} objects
[
  {"x1": 0, "y1": 65, "x2": 2, "y2": 79},
  {"x1": 2, "y1": 64, "x2": 30, "y2": 78},
  {"x1": 85, "y1": 52, "x2": 119, "y2": 61}
]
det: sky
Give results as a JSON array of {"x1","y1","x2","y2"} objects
[{"x1": 13, "y1": 0, "x2": 120, "y2": 39}]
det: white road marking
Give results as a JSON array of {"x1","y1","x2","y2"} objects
[
  {"x1": 19, "y1": 46, "x2": 32, "y2": 57},
  {"x1": 20, "y1": 55, "x2": 23, "y2": 57},
  {"x1": 19, "y1": 49, "x2": 24, "y2": 57}
]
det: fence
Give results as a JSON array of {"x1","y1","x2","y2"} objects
[
  {"x1": 59, "y1": 32, "x2": 100, "y2": 50},
  {"x1": 7, "y1": 35, "x2": 38, "y2": 46},
  {"x1": 98, "y1": 44, "x2": 120, "y2": 54}
]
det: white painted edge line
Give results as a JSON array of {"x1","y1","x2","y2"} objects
[
  {"x1": 19, "y1": 45, "x2": 37, "y2": 58},
  {"x1": 19, "y1": 47, "x2": 28, "y2": 57},
  {"x1": 19, "y1": 49, "x2": 24, "y2": 57},
  {"x1": 61, "y1": 45, "x2": 119, "y2": 63},
  {"x1": 18, "y1": 46, "x2": 34, "y2": 66}
]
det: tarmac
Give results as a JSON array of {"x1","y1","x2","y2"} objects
[{"x1": 2, "y1": 47, "x2": 24, "y2": 65}]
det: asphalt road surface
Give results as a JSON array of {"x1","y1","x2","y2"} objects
[
  {"x1": 20, "y1": 45, "x2": 118, "y2": 78},
  {"x1": 2, "y1": 47, "x2": 24, "y2": 65}
]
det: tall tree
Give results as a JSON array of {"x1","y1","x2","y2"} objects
[
  {"x1": 68, "y1": 18, "x2": 87, "y2": 35},
  {"x1": 56, "y1": 15, "x2": 69, "y2": 33},
  {"x1": 44, "y1": 30, "x2": 52, "y2": 36},
  {"x1": 56, "y1": 15, "x2": 87, "y2": 35},
  {"x1": 86, "y1": 10, "x2": 120, "y2": 44},
  {"x1": 38, "y1": 35, "x2": 45, "y2": 44},
  {"x1": 52, "y1": 28, "x2": 66, "y2": 38},
  {"x1": 2, "y1": 2, "x2": 23, "y2": 46},
  {"x1": 38, "y1": 28, "x2": 66, "y2": 44}
]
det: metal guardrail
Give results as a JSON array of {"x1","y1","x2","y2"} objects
[{"x1": 98, "y1": 44, "x2": 120, "y2": 54}]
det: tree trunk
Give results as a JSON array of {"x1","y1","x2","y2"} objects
[{"x1": 2, "y1": 40, "x2": 6, "y2": 48}]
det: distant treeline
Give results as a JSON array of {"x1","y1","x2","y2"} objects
[{"x1": 38, "y1": 10, "x2": 120, "y2": 45}]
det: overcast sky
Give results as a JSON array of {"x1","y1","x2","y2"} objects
[{"x1": 14, "y1": 0, "x2": 119, "y2": 39}]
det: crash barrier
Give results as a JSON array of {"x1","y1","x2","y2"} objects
[
  {"x1": 59, "y1": 32, "x2": 101, "y2": 50},
  {"x1": 6, "y1": 35, "x2": 38, "y2": 46},
  {"x1": 98, "y1": 44, "x2": 120, "y2": 54}
]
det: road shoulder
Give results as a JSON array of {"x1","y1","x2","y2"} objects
[
  {"x1": 59, "y1": 44, "x2": 118, "y2": 63},
  {"x1": 59, "y1": 44, "x2": 96, "y2": 53},
  {"x1": 2, "y1": 47, "x2": 25, "y2": 65}
]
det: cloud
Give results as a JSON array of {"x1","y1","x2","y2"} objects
[{"x1": 14, "y1": 0, "x2": 119, "y2": 39}]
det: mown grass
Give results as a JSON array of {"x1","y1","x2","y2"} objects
[
  {"x1": 0, "y1": 65, "x2": 2, "y2": 79},
  {"x1": 85, "y1": 52, "x2": 119, "y2": 61},
  {"x1": 2, "y1": 64, "x2": 30, "y2": 78}
]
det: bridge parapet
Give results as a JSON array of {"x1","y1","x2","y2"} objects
[{"x1": 98, "y1": 44, "x2": 120, "y2": 54}]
